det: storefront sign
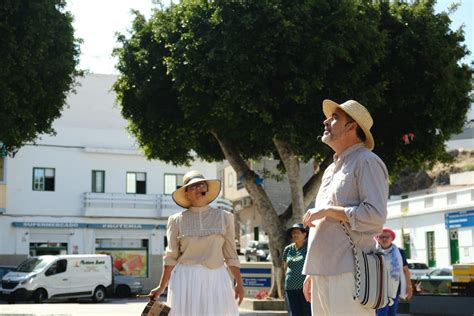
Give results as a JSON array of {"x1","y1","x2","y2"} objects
[
  {"x1": 242, "y1": 277, "x2": 271, "y2": 287},
  {"x1": 12, "y1": 221, "x2": 159, "y2": 230},
  {"x1": 12, "y1": 222, "x2": 87, "y2": 228},
  {"x1": 445, "y1": 210, "x2": 474, "y2": 229},
  {"x1": 88, "y1": 223, "x2": 156, "y2": 230}
]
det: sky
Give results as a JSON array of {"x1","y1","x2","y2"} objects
[{"x1": 66, "y1": 0, "x2": 473, "y2": 75}]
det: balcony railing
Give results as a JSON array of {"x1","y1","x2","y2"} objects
[
  {"x1": 387, "y1": 187, "x2": 474, "y2": 219},
  {"x1": 83, "y1": 192, "x2": 233, "y2": 218}
]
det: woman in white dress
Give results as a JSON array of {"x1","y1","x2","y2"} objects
[{"x1": 150, "y1": 170, "x2": 244, "y2": 316}]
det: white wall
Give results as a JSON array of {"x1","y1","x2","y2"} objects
[
  {"x1": 5, "y1": 74, "x2": 218, "y2": 216},
  {"x1": 386, "y1": 207, "x2": 474, "y2": 267}
]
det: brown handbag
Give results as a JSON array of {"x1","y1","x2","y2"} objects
[{"x1": 141, "y1": 298, "x2": 171, "y2": 316}]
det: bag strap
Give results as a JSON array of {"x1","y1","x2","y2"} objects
[{"x1": 340, "y1": 221, "x2": 361, "y2": 300}]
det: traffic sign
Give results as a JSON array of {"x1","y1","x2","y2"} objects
[{"x1": 445, "y1": 210, "x2": 474, "y2": 229}]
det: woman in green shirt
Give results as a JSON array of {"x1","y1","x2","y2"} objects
[{"x1": 283, "y1": 223, "x2": 311, "y2": 316}]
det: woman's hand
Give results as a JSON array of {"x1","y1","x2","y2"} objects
[
  {"x1": 303, "y1": 275, "x2": 312, "y2": 302},
  {"x1": 234, "y1": 283, "x2": 244, "y2": 305},
  {"x1": 149, "y1": 286, "x2": 164, "y2": 298},
  {"x1": 406, "y1": 285, "x2": 413, "y2": 300}
]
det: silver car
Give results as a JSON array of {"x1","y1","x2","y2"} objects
[{"x1": 114, "y1": 275, "x2": 143, "y2": 298}]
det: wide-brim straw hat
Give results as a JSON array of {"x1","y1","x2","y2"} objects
[
  {"x1": 172, "y1": 170, "x2": 221, "y2": 208},
  {"x1": 322, "y1": 99, "x2": 375, "y2": 151}
]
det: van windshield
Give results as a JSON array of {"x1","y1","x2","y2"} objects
[{"x1": 16, "y1": 257, "x2": 56, "y2": 273}]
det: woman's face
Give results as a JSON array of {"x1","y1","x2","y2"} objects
[
  {"x1": 291, "y1": 229, "x2": 306, "y2": 244},
  {"x1": 377, "y1": 233, "x2": 393, "y2": 249},
  {"x1": 184, "y1": 181, "x2": 209, "y2": 207}
]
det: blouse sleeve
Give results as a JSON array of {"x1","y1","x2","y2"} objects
[
  {"x1": 222, "y1": 212, "x2": 240, "y2": 267},
  {"x1": 163, "y1": 214, "x2": 180, "y2": 266}
]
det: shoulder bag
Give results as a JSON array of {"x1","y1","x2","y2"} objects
[{"x1": 340, "y1": 222, "x2": 393, "y2": 309}]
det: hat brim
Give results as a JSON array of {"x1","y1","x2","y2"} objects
[
  {"x1": 172, "y1": 179, "x2": 221, "y2": 208},
  {"x1": 286, "y1": 226, "x2": 308, "y2": 235},
  {"x1": 322, "y1": 99, "x2": 375, "y2": 151}
]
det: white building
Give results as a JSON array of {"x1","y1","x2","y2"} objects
[
  {"x1": 0, "y1": 74, "x2": 229, "y2": 291},
  {"x1": 386, "y1": 175, "x2": 474, "y2": 268}
]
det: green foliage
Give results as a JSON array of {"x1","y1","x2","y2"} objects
[
  {"x1": 114, "y1": 0, "x2": 472, "y2": 176},
  {"x1": 0, "y1": 0, "x2": 81, "y2": 153}
]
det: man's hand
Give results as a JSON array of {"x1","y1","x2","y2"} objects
[
  {"x1": 234, "y1": 283, "x2": 244, "y2": 305},
  {"x1": 303, "y1": 275, "x2": 312, "y2": 302},
  {"x1": 303, "y1": 207, "x2": 327, "y2": 227}
]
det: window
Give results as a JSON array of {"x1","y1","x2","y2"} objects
[
  {"x1": 237, "y1": 178, "x2": 244, "y2": 190},
  {"x1": 126, "y1": 172, "x2": 146, "y2": 194},
  {"x1": 92, "y1": 170, "x2": 105, "y2": 193},
  {"x1": 33, "y1": 168, "x2": 55, "y2": 191},
  {"x1": 227, "y1": 173, "x2": 234, "y2": 187},
  {"x1": 164, "y1": 174, "x2": 184, "y2": 195},
  {"x1": 447, "y1": 193, "x2": 457, "y2": 205},
  {"x1": 424, "y1": 197, "x2": 433, "y2": 208},
  {"x1": 0, "y1": 157, "x2": 4, "y2": 182},
  {"x1": 45, "y1": 259, "x2": 67, "y2": 276}
]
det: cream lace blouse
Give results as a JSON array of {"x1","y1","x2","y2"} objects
[{"x1": 163, "y1": 206, "x2": 240, "y2": 269}]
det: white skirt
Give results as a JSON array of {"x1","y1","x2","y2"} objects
[{"x1": 167, "y1": 264, "x2": 239, "y2": 316}]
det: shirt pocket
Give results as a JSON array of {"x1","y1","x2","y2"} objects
[{"x1": 331, "y1": 171, "x2": 355, "y2": 205}]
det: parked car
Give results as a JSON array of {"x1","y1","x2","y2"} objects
[
  {"x1": 416, "y1": 267, "x2": 452, "y2": 294},
  {"x1": 113, "y1": 274, "x2": 143, "y2": 298},
  {"x1": 245, "y1": 241, "x2": 270, "y2": 262},
  {"x1": 407, "y1": 260, "x2": 431, "y2": 280},
  {"x1": 244, "y1": 241, "x2": 259, "y2": 262},
  {"x1": 0, "y1": 266, "x2": 16, "y2": 279}
]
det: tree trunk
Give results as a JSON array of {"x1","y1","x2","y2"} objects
[
  {"x1": 273, "y1": 137, "x2": 305, "y2": 225},
  {"x1": 279, "y1": 156, "x2": 332, "y2": 221},
  {"x1": 212, "y1": 132, "x2": 287, "y2": 298}
]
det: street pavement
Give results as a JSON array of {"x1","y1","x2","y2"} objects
[{"x1": 0, "y1": 297, "x2": 289, "y2": 316}]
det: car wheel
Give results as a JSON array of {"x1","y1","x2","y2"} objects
[
  {"x1": 116, "y1": 285, "x2": 131, "y2": 298},
  {"x1": 33, "y1": 288, "x2": 47, "y2": 304},
  {"x1": 92, "y1": 286, "x2": 106, "y2": 303}
]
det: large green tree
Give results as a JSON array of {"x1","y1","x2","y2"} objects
[
  {"x1": 0, "y1": 0, "x2": 81, "y2": 153},
  {"x1": 114, "y1": 0, "x2": 472, "y2": 297}
]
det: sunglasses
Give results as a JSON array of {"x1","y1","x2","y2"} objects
[
  {"x1": 187, "y1": 182, "x2": 207, "y2": 191},
  {"x1": 378, "y1": 235, "x2": 392, "y2": 240}
]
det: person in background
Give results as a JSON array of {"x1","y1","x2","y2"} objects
[
  {"x1": 283, "y1": 223, "x2": 311, "y2": 316},
  {"x1": 375, "y1": 227, "x2": 413, "y2": 316},
  {"x1": 149, "y1": 170, "x2": 244, "y2": 316}
]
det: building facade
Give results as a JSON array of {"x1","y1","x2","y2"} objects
[
  {"x1": 0, "y1": 74, "x2": 230, "y2": 291},
  {"x1": 386, "y1": 178, "x2": 474, "y2": 268}
]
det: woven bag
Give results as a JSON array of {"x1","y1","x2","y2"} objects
[
  {"x1": 141, "y1": 298, "x2": 171, "y2": 316},
  {"x1": 341, "y1": 222, "x2": 394, "y2": 309}
]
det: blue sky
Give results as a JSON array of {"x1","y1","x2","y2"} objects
[{"x1": 66, "y1": 0, "x2": 473, "y2": 74}]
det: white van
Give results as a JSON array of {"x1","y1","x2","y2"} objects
[{"x1": 0, "y1": 254, "x2": 113, "y2": 303}]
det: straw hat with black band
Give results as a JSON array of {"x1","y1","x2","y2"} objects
[
  {"x1": 172, "y1": 170, "x2": 221, "y2": 208},
  {"x1": 322, "y1": 99, "x2": 375, "y2": 151}
]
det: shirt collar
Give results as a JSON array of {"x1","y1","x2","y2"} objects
[{"x1": 333, "y1": 142, "x2": 364, "y2": 162}]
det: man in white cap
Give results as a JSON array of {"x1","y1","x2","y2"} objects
[{"x1": 302, "y1": 99, "x2": 389, "y2": 315}]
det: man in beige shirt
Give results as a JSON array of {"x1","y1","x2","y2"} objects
[{"x1": 302, "y1": 99, "x2": 388, "y2": 316}]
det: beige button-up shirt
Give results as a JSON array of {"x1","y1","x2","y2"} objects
[
  {"x1": 163, "y1": 206, "x2": 240, "y2": 269},
  {"x1": 303, "y1": 143, "x2": 388, "y2": 276}
]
